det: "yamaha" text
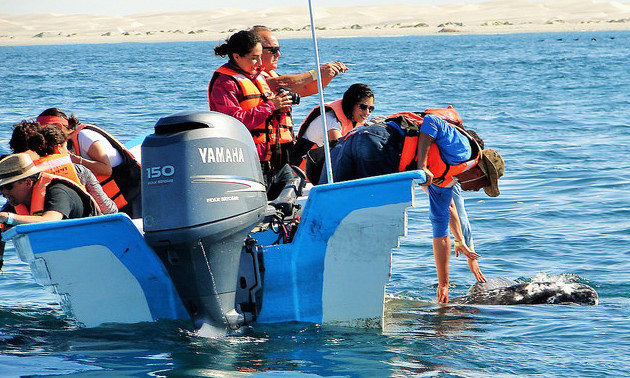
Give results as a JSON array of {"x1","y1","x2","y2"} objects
[{"x1": 198, "y1": 147, "x2": 245, "y2": 163}]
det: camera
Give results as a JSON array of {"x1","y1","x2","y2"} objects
[{"x1": 277, "y1": 86, "x2": 300, "y2": 105}]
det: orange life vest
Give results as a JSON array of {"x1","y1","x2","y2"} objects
[
  {"x1": 262, "y1": 69, "x2": 295, "y2": 143},
  {"x1": 14, "y1": 172, "x2": 101, "y2": 216},
  {"x1": 297, "y1": 99, "x2": 356, "y2": 141},
  {"x1": 69, "y1": 124, "x2": 140, "y2": 210},
  {"x1": 211, "y1": 65, "x2": 293, "y2": 154},
  {"x1": 393, "y1": 106, "x2": 481, "y2": 188},
  {"x1": 34, "y1": 149, "x2": 84, "y2": 189}
]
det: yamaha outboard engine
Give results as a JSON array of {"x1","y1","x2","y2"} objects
[{"x1": 141, "y1": 111, "x2": 267, "y2": 334}]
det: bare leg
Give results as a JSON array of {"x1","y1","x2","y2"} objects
[{"x1": 433, "y1": 235, "x2": 450, "y2": 303}]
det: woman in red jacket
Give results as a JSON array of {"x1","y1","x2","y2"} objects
[{"x1": 208, "y1": 29, "x2": 294, "y2": 185}]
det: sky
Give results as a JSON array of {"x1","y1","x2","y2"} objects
[{"x1": 0, "y1": 0, "x2": 489, "y2": 16}]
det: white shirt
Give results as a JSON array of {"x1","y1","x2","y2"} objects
[
  {"x1": 301, "y1": 111, "x2": 342, "y2": 147},
  {"x1": 76, "y1": 128, "x2": 124, "y2": 167}
]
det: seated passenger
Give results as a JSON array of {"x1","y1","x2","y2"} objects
[
  {"x1": 291, "y1": 83, "x2": 375, "y2": 183},
  {"x1": 8, "y1": 120, "x2": 40, "y2": 161},
  {"x1": 36, "y1": 108, "x2": 141, "y2": 218},
  {"x1": 0, "y1": 153, "x2": 100, "y2": 226},
  {"x1": 33, "y1": 125, "x2": 118, "y2": 215}
]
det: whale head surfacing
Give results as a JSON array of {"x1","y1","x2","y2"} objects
[{"x1": 451, "y1": 277, "x2": 598, "y2": 305}]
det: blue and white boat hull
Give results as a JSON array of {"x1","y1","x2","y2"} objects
[{"x1": 2, "y1": 111, "x2": 427, "y2": 331}]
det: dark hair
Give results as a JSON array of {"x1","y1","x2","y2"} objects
[
  {"x1": 37, "y1": 108, "x2": 80, "y2": 130},
  {"x1": 466, "y1": 128, "x2": 485, "y2": 149},
  {"x1": 9, "y1": 120, "x2": 40, "y2": 153},
  {"x1": 341, "y1": 83, "x2": 374, "y2": 122},
  {"x1": 25, "y1": 173, "x2": 41, "y2": 183},
  {"x1": 33, "y1": 124, "x2": 68, "y2": 157},
  {"x1": 214, "y1": 30, "x2": 261, "y2": 64},
  {"x1": 38, "y1": 107, "x2": 80, "y2": 130}
]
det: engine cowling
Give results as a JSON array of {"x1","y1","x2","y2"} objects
[{"x1": 141, "y1": 111, "x2": 267, "y2": 333}]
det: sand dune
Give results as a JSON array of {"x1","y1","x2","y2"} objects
[{"x1": 1, "y1": 0, "x2": 629, "y2": 46}]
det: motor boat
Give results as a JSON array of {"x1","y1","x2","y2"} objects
[{"x1": 3, "y1": 111, "x2": 427, "y2": 335}]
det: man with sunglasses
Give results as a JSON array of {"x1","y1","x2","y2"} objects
[
  {"x1": 251, "y1": 25, "x2": 348, "y2": 97},
  {"x1": 0, "y1": 153, "x2": 100, "y2": 227},
  {"x1": 0, "y1": 153, "x2": 101, "y2": 271},
  {"x1": 249, "y1": 26, "x2": 348, "y2": 198}
]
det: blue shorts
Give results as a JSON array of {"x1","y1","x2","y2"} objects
[{"x1": 428, "y1": 185, "x2": 453, "y2": 238}]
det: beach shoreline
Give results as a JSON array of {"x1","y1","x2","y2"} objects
[{"x1": 1, "y1": 1, "x2": 630, "y2": 46}]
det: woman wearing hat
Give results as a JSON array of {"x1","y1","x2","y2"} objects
[{"x1": 0, "y1": 153, "x2": 100, "y2": 227}]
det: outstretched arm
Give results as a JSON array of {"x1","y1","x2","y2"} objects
[
  {"x1": 448, "y1": 200, "x2": 487, "y2": 283},
  {"x1": 449, "y1": 200, "x2": 480, "y2": 260},
  {"x1": 266, "y1": 61, "x2": 348, "y2": 97},
  {"x1": 467, "y1": 258, "x2": 487, "y2": 283},
  {"x1": 0, "y1": 210, "x2": 64, "y2": 225}
]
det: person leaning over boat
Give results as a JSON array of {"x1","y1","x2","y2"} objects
[
  {"x1": 414, "y1": 113, "x2": 504, "y2": 303},
  {"x1": 208, "y1": 29, "x2": 294, "y2": 189},
  {"x1": 0, "y1": 153, "x2": 100, "y2": 227},
  {"x1": 291, "y1": 83, "x2": 375, "y2": 183},
  {"x1": 250, "y1": 25, "x2": 348, "y2": 98},
  {"x1": 0, "y1": 152, "x2": 100, "y2": 270},
  {"x1": 327, "y1": 108, "x2": 504, "y2": 303},
  {"x1": 36, "y1": 108, "x2": 141, "y2": 218}
]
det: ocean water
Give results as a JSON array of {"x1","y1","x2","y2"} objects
[{"x1": 1, "y1": 31, "x2": 630, "y2": 377}]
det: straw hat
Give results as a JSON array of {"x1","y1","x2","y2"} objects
[
  {"x1": 0, "y1": 153, "x2": 40, "y2": 187},
  {"x1": 477, "y1": 149, "x2": 505, "y2": 197}
]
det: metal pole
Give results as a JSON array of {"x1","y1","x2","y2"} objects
[{"x1": 307, "y1": 0, "x2": 333, "y2": 184}]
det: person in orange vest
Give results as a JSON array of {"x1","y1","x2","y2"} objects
[
  {"x1": 36, "y1": 108, "x2": 141, "y2": 218},
  {"x1": 415, "y1": 114, "x2": 503, "y2": 303},
  {"x1": 7, "y1": 120, "x2": 118, "y2": 215},
  {"x1": 34, "y1": 125, "x2": 118, "y2": 215},
  {"x1": 251, "y1": 25, "x2": 348, "y2": 97},
  {"x1": 292, "y1": 83, "x2": 375, "y2": 183},
  {"x1": 8, "y1": 120, "x2": 40, "y2": 162},
  {"x1": 250, "y1": 26, "x2": 348, "y2": 196},
  {"x1": 328, "y1": 108, "x2": 504, "y2": 303},
  {"x1": 0, "y1": 153, "x2": 100, "y2": 226},
  {"x1": 208, "y1": 30, "x2": 295, "y2": 188}
]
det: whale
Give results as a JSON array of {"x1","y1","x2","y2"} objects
[{"x1": 451, "y1": 277, "x2": 598, "y2": 305}]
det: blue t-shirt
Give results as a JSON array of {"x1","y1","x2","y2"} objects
[
  {"x1": 420, "y1": 115, "x2": 472, "y2": 238},
  {"x1": 420, "y1": 115, "x2": 471, "y2": 165}
]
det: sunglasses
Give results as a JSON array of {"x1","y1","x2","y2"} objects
[
  {"x1": 262, "y1": 46, "x2": 281, "y2": 55},
  {"x1": 359, "y1": 104, "x2": 375, "y2": 112},
  {"x1": 0, "y1": 182, "x2": 14, "y2": 191}
]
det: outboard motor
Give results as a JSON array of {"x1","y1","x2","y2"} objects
[{"x1": 141, "y1": 111, "x2": 267, "y2": 334}]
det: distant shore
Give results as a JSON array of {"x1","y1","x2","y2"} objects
[{"x1": 1, "y1": 1, "x2": 629, "y2": 46}]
